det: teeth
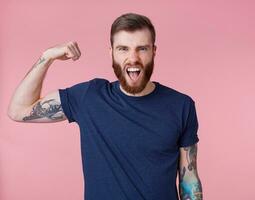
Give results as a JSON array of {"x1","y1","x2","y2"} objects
[{"x1": 127, "y1": 67, "x2": 140, "y2": 72}]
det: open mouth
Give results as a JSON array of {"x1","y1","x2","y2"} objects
[{"x1": 126, "y1": 67, "x2": 141, "y2": 81}]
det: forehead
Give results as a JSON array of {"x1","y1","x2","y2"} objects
[{"x1": 113, "y1": 28, "x2": 152, "y2": 47}]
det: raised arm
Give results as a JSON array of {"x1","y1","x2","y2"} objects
[
  {"x1": 8, "y1": 90, "x2": 66, "y2": 123},
  {"x1": 178, "y1": 143, "x2": 203, "y2": 200},
  {"x1": 7, "y1": 41, "x2": 81, "y2": 123}
]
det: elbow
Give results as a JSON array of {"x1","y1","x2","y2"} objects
[
  {"x1": 7, "y1": 106, "x2": 22, "y2": 122},
  {"x1": 7, "y1": 109, "x2": 18, "y2": 121}
]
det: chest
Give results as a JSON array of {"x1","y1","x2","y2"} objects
[{"x1": 80, "y1": 97, "x2": 182, "y2": 159}]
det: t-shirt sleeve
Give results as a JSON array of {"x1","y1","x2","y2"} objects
[
  {"x1": 178, "y1": 97, "x2": 199, "y2": 147},
  {"x1": 58, "y1": 81, "x2": 91, "y2": 123}
]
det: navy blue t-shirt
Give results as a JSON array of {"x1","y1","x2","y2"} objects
[{"x1": 59, "y1": 78, "x2": 199, "y2": 200}]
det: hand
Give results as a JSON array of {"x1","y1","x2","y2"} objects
[{"x1": 42, "y1": 41, "x2": 81, "y2": 61}]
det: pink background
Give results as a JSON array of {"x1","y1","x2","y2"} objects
[{"x1": 1, "y1": 0, "x2": 255, "y2": 199}]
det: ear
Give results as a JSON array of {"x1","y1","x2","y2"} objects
[
  {"x1": 153, "y1": 44, "x2": 157, "y2": 57},
  {"x1": 109, "y1": 46, "x2": 112, "y2": 58}
]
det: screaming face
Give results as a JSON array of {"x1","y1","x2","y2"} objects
[{"x1": 110, "y1": 28, "x2": 156, "y2": 95}]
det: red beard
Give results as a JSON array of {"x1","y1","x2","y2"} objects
[{"x1": 112, "y1": 55, "x2": 154, "y2": 94}]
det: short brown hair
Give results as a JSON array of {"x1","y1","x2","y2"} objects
[{"x1": 110, "y1": 13, "x2": 156, "y2": 47}]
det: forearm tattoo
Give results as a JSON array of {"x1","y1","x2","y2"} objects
[
  {"x1": 184, "y1": 144, "x2": 197, "y2": 171},
  {"x1": 180, "y1": 180, "x2": 203, "y2": 200},
  {"x1": 34, "y1": 56, "x2": 46, "y2": 67},
  {"x1": 23, "y1": 57, "x2": 47, "y2": 79},
  {"x1": 180, "y1": 165, "x2": 186, "y2": 180},
  {"x1": 179, "y1": 144, "x2": 203, "y2": 200},
  {"x1": 23, "y1": 99, "x2": 64, "y2": 121}
]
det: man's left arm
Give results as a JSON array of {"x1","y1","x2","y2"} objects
[{"x1": 178, "y1": 143, "x2": 203, "y2": 200}]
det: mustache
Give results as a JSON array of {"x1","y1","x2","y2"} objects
[{"x1": 124, "y1": 62, "x2": 143, "y2": 71}]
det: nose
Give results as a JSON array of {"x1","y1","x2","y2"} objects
[{"x1": 128, "y1": 50, "x2": 140, "y2": 65}]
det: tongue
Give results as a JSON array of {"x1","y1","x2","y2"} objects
[{"x1": 129, "y1": 71, "x2": 139, "y2": 81}]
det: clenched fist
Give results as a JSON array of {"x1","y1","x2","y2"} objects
[{"x1": 42, "y1": 41, "x2": 81, "y2": 61}]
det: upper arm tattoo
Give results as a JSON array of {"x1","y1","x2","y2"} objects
[{"x1": 22, "y1": 99, "x2": 65, "y2": 121}]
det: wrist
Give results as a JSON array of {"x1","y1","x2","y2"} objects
[{"x1": 41, "y1": 51, "x2": 55, "y2": 63}]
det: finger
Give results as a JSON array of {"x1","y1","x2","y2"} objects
[
  {"x1": 70, "y1": 43, "x2": 80, "y2": 58},
  {"x1": 67, "y1": 45, "x2": 77, "y2": 60},
  {"x1": 73, "y1": 42, "x2": 81, "y2": 56},
  {"x1": 65, "y1": 46, "x2": 73, "y2": 58},
  {"x1": 69, "y1": 44, "x2": 79, "y2": 60}
]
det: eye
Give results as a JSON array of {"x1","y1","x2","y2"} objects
[
  {"x1": 118, "y1": 47, "x2": 128, "y2": 51},
  {"x1": 139, "y1": 47, "x2": 148, "y2": 51}
]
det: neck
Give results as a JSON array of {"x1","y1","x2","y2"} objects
[{"x1": 119, "y1": 81, "x2": 155, "y2": 97}]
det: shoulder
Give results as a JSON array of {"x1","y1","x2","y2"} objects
[
  {"x1": 88, "y1": 77, "x2": 110, "y2": 91},
  {"x1": 90, "y1": 77, "x2": 110, "y2": 85},
  {"x1": 158, "y1": 82, "x2": 195, "y2": 104},
  {"x1": 67, "y1": 77, "x2": 109, "y2": 90}
]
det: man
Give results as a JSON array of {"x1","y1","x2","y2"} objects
[{"x1": 8, "y1": 13, "x2": 203, "y2": 200}]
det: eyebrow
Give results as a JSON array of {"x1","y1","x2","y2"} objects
[{"x1": 115, "y1": 45, "x2": 151, "y2": 49}]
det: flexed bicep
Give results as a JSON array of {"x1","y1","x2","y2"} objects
[{"x1": 9, "y1": 90, "x2": 67, "y2": 123}]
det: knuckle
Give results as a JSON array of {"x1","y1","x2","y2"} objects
[{"x1": 66, "y1": 45, "x2": 71, "y2": 51}]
